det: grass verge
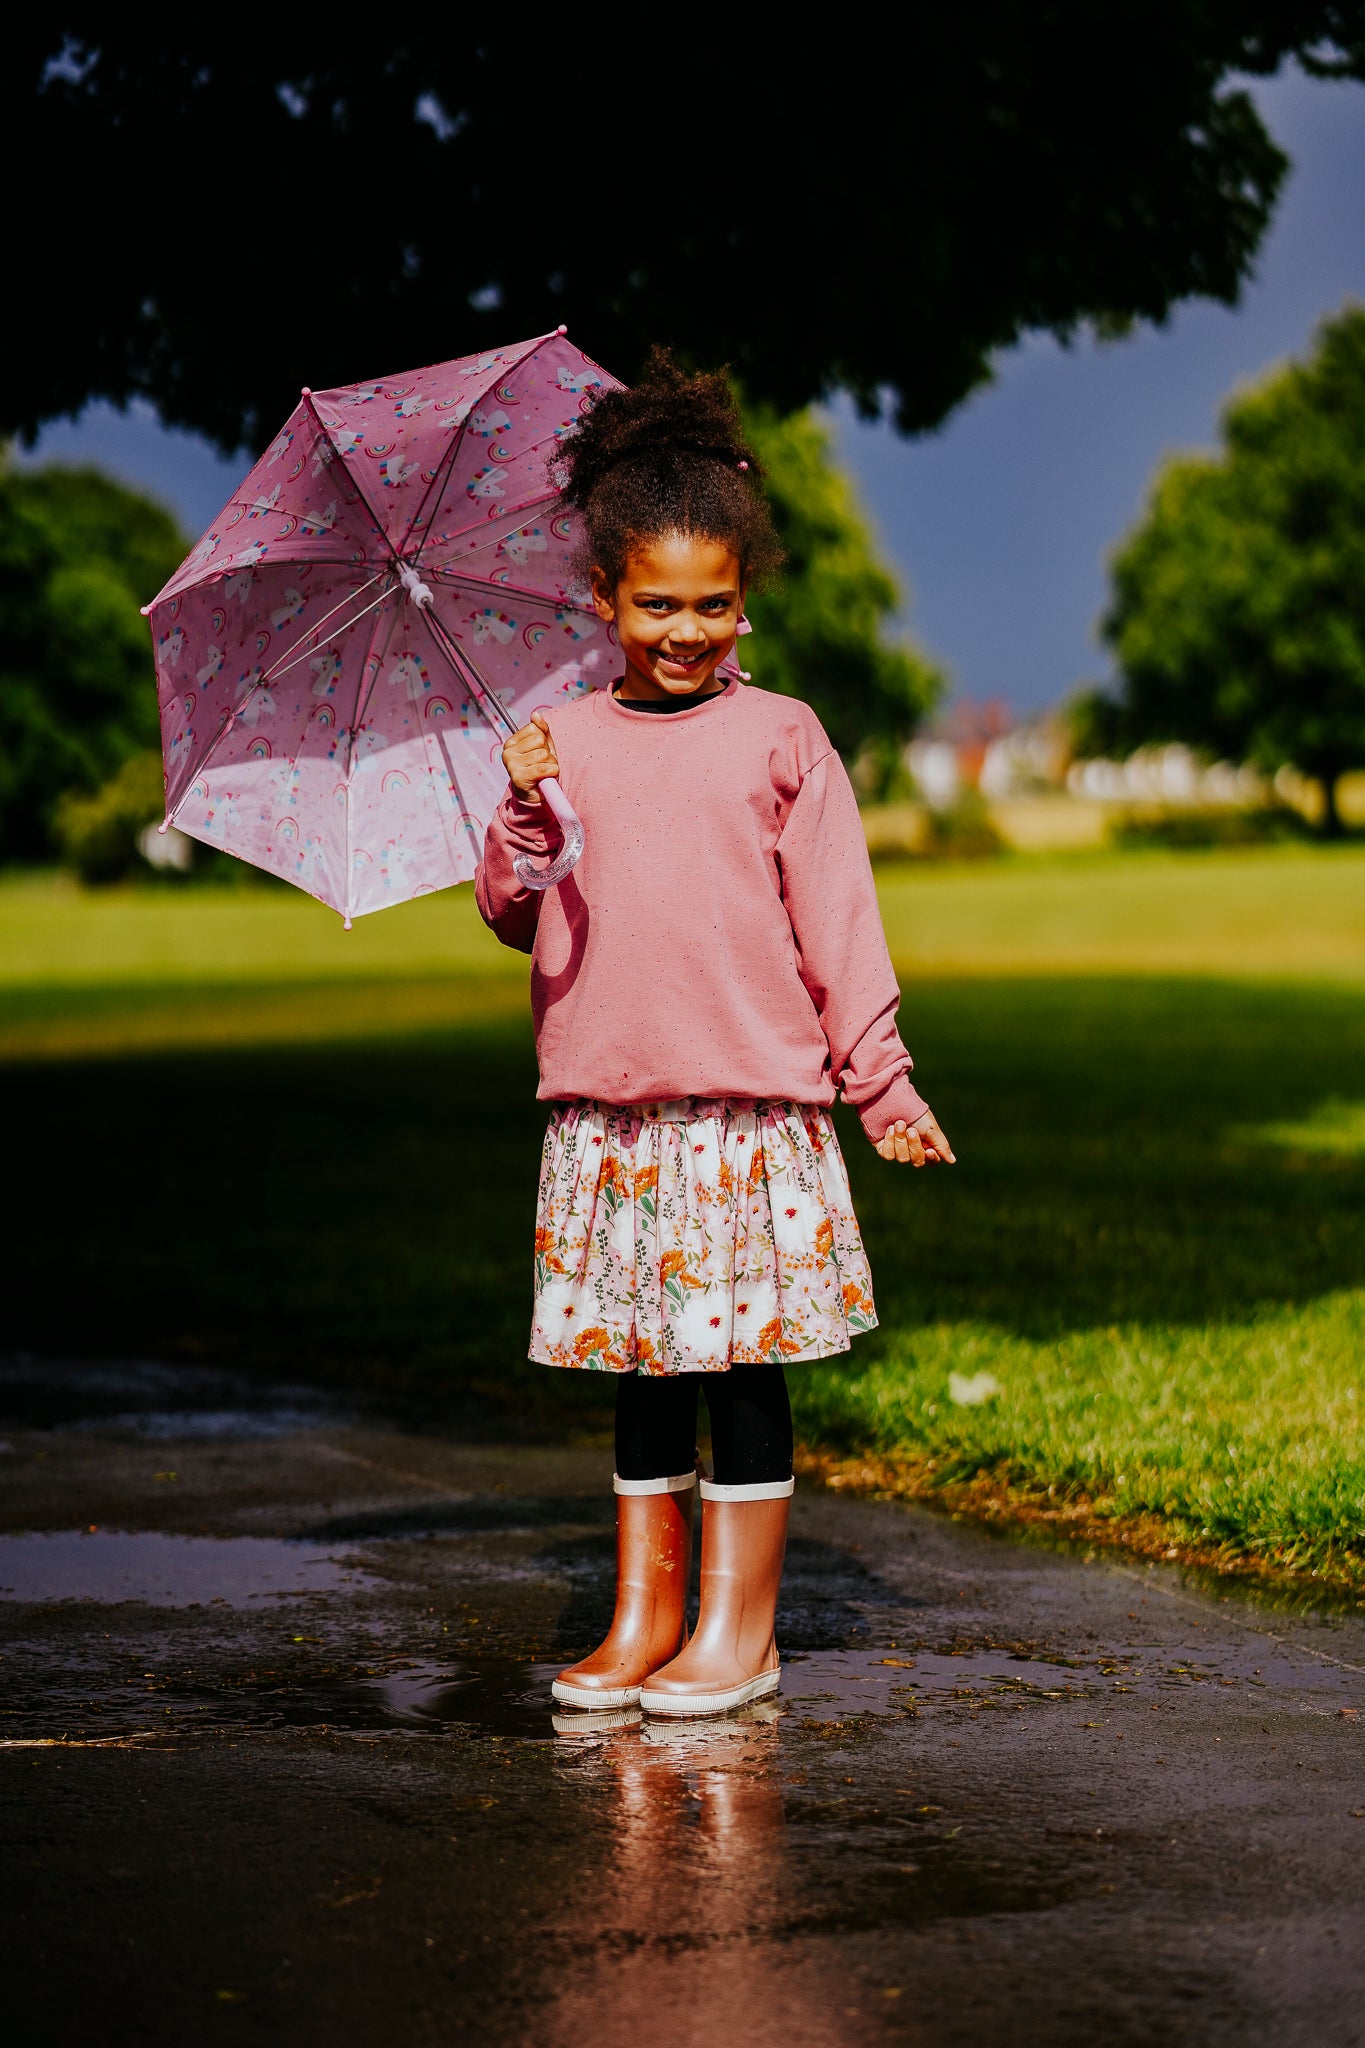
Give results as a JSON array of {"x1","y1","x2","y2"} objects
[{"x1": 3, "y1": 860, "x2": 1363, "y2": 1590}]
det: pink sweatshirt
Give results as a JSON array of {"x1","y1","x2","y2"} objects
[{"x1": 475, "y1": 679, "x2": 929, "y2": 1142}]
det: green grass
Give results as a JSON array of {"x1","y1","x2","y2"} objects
[{"x1": 3, "y1": 853, "x2": 1364, "y2": 1585}]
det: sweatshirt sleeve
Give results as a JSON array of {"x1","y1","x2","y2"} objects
[
  {"x1": 775, "y1": 749, "x2": 929, "y2": 1143},
  {"x1": 473, "y1": 785, "x2": 561, "y2": 954}
]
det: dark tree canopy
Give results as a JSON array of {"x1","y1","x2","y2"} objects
[{"x1": 8, "y1": 8, "x2": 1365, "y2": 454}]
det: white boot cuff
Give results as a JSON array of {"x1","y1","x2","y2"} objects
[
  {"x1": 613, "y1": 1471, "x2": 697, "y2": 1496},
  {"x1": 699, "y1": 1477, "x2": 795, "y2": 1502}
]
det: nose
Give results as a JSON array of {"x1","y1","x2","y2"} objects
[{"x1": 671, "y1": 613, "x2": 708, "y2": 645}]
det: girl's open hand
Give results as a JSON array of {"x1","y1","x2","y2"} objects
[
  {"x1": 502, "y1": 711, "x2": 559, "y2": 802},
  {"x1": 875, "y1": 1109, "x2": 955, "y2": 1167}
]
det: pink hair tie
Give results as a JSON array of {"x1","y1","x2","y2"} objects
[{"x1": 737, "y1": 460, "x2": 749, "y2": 472}]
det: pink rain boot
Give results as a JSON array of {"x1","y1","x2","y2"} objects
[
  {"x1": 552, "y1": 1473, "x2": 695, "y2": 1710},
  {"x1": 640, "y1": 1478, "x2": 792, "y2": 1717}
]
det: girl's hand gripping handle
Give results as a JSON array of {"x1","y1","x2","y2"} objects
[
  {"x1": 503, "y1": 712, "x2": 585, "y2": 889},
  {"x1": 514, "y1": 775, "x2": 585, "y2": 889}
]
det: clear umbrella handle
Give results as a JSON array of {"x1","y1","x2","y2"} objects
[{"x1": 513, "y1": 776, "x2": 585, "y2": 890}]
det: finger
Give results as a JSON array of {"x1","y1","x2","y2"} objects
[
  {"x1": 530, "y1": 710, "x2": 552, "y2": 735},
  {"x1": 926, "y1": 1121, "x2": 955, "y2": 1164},
  {"x1": 914, "y1": 1112, "x2": 956, "y2": 1165}
]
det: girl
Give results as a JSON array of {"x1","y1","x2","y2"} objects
[{"x1": 476, "y1": 352, "x2": 954, "y2": 1719}]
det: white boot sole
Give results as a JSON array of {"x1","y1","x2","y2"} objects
[
  {"x1": 551, "y1": 1678, "x2": 641, "y2": 1710},
  {"x1": 639, "y1": 1667, "x2": 781, "y2": 1719}
]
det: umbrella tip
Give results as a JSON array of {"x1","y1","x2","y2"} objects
[
  {"x1": 555, "y1": 325, "x2": 567, "y2": 336},
  {"x1": 343, "y1": 914, "x2": 353, "y2": 932},
  {"x1": 301, "y1": 385, "x2": 312, "y2": 397},
  {"x1": 140, "y1": 604, "x2": 151, "y2": 616}
]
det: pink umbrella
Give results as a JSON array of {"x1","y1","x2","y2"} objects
[{"x1": 144, "y1": 329, "x2": 730, "y2": 923}]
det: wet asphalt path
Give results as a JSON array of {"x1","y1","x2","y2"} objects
[{"x1": 2, "y1": 1359, "x2": 1363, "y2": 2048}]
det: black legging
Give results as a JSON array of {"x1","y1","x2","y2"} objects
[{"x1": 615, "y1": 1367, "x2": 793, "y2": 1486}]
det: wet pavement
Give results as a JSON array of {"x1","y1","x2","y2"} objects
[{"x1": 2, "y1": 1359, "x2": 1364, "y2": 2046}]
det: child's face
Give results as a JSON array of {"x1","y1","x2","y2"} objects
[{"x1": 591, "y1": 534, "x2": 744, "y2": 698}]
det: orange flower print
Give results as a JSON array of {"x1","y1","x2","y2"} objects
[{"x1": 531, "y1": 1098, "x2": 877, "y2": 1375}]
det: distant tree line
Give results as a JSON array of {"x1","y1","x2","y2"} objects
[
  {"x1": 0, "y1": 463, "x2": 184, "y2": 862},
  {"x1": 1077, "y1": 304, "x2": 1365, "y2": 835}
]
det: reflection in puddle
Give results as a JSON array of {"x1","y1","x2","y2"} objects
[
  {"x1": 0, "y1": 1530, "x2": 379, "y2": 1608},
  {"x1": 544, "y1": 1708, "x2": 816, "y2": 2045}
]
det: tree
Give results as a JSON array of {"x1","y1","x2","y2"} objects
[
  {"x1": 7, "y1": 11, "x2": 1365, "y2": 452},
  {"x1": 1087, "y1": 304, "x2": 1365, "y2": 834},
  {"x1": 0, "y1": 461, "x2": 187, "y2": 858},
  {"x1": 745, "y1": 408, "x2": 943, "y2": 782}
]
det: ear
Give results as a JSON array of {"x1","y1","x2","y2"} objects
[{"x1": 589, "y1": 566, "x2": 616, "y2": 623}]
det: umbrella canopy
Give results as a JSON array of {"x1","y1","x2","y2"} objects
[{"x1": 144, "y1": 330, "x2": 679, "y2": 922}]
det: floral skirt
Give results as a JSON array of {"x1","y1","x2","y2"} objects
[{"x1": 530, "y1": 1098, "x2": 877, "y2": 1375}]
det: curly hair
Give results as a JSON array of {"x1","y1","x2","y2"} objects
[{"x1": 553, "y1": 347, "x2": 784, "y2": 591}]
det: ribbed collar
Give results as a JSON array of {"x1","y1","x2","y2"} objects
[{"x1": 601, "y1": 676, "x2": 740, "y2": 723}]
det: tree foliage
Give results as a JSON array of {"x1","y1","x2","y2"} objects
[
  {"x1": 8, "y1": 10, "x2": 1365, "y2": 451},
  {"x1": 1088, "y1": 303, "x2": 1365, "y2": 832},
  {"x1": 0, "y1": 461, "x2": 186, "y2": 858},
  {"x1": 745, "y1": 408, "x2": 943, "y2": 781}
]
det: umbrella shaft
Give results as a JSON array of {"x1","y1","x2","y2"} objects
[{"x1": 418, "y1": 601, "x2": 519, "y2": 741}]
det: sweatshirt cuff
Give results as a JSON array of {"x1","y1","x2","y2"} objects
[
  {"x1": 496, "y1": 784, "x2": 559, "y2": 849},
  {"x1": 855, "y1": 1071, "x2": 930, "y2": 1144}
]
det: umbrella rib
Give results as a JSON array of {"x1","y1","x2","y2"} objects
[
  {"x1": 426, "y1": 566, "x2": 595, "y2": 616},
  {"x1": 398, "y1": 330, "x2": 558, "y2": 562},
  {"x1": 300, "y1": 390, "x2": 394, "y2": 563},
  {"x1": 414, "y1": 604, "x2": 518, "y2": 740},
  {"x1": 166, "y1": 586, "x2": 401, "y2": 839},
  {"x1": 257, "y1": 570, "x2": 389, "y2": 687},
  {"x1": 421, "y1": 486, "x2": 561, "y2": 557},
  {"x1": 261, "y1": 579, "x2": 396, "y2": 688},
  {"x1": 341, "y1": 589, "x2": 406, "y2": 926}
]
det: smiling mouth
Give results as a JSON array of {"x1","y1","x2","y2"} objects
[{"x1": 658, "y1": 648, "x2": 709, "y2": 672}]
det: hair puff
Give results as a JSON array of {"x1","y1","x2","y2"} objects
[{"x1": 553, "y1": 347, "x2": 784, "y2": 590}]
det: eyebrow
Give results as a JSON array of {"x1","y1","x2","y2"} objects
[{"x1": 632, "y1": 588, "x2": 738, "y2": 601}]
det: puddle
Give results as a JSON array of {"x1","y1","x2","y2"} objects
[
  {"x1": 0, "y1": 1530, "x2": 380, "y2": 1607},
  {"x1": 783, "y1": 1646, "x2": 1106, "y2": 1716},
  {"x1": 0, "y1": 1357, "x2": 352, "y2": 1439},
  {"x1": 61, "y1": 1409, "x2": 338, "y2": 1442}
]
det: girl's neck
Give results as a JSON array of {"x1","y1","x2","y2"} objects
[{"x1": 615, "y1": 666, "x2": 727, "y2": 704}]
